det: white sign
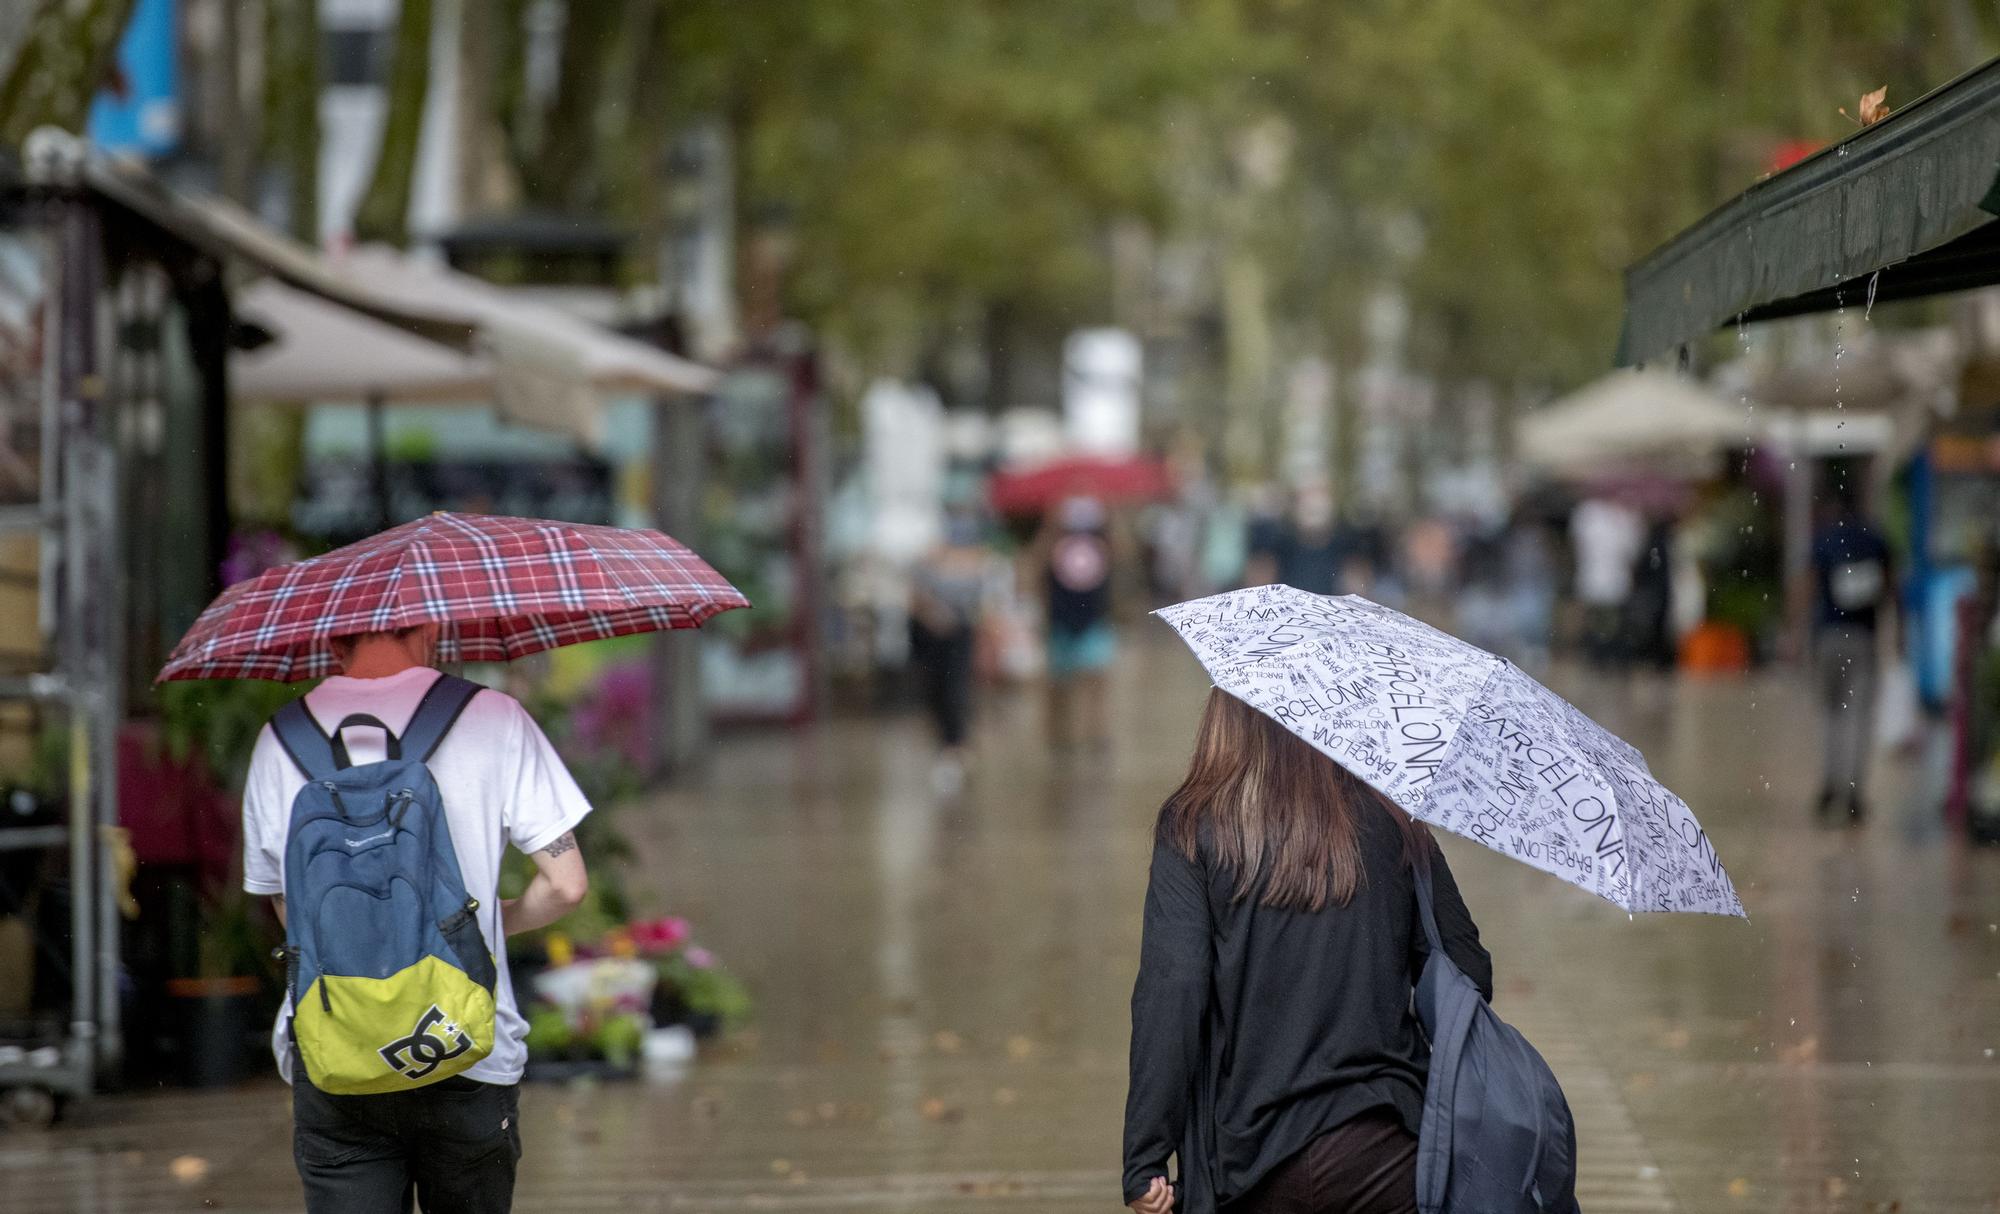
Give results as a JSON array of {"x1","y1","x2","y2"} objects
[{"x1": 1062, "y1": 328, "x2": 1142, "y2": 456}]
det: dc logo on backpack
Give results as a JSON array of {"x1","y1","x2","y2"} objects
[
  {"x1": 271, "y1": 676, "x2": 500, "y2": 1095},
  {"x1": 379, "y1": 1005, "x2": 475, "y2": 1080}
]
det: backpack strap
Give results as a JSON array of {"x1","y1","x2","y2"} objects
[
  {"x1": 270, "y1": 700, "x2": 343, "y2": 782},
  {"x1": 397, "y1": 674, "x2": 483, "y2": 763}
]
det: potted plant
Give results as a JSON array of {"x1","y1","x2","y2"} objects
[
  {"x1": 147, "y1": 680, "x2": 300, "y2": 1087},
  {"x1": 163, "y1": 886, "x2": 275, "y2": 1088}
]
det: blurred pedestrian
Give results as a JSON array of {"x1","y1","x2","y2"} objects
[
  {"x1": 1122, "y1": 688, "x2": 1491, "y2": 1214},
  {"x1": 1624, "y1": 515, "x2": 1679, "y2": 676},
  {"x1": 1570, "y1": 496, "x2": 1644, "y2": 667},
  {"x1": 1042, "y1": 496, "x2": 1118, "y2": 752},
  {"x1": 1453, "y1": 531, "x2": 1514, "y2": 655},
  {"x1": 1502, "y1": 512, "x2": 1558, "y2": 671},
  {"x1": 910, "y1": 505, "x2": 1001, "y2": 792},
  {"x1": 1244, "y1": 485, "x2": 1287, "y2": 586},
  {"x1": 1277, "y1": 485, "x2": 1348, "y2": 595},
  {"x1": 1810, "y1": 477, "x2": 1896, "y2": 825}
]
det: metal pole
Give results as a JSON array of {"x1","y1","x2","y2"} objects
[
  {"x1": 91, "y1": 341, "x2": 125, "y2": 1074},
  {"x1": 54, "y1": 204, "x2": 97, "y2": 1074}
]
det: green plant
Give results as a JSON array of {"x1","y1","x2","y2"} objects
[
  {"x1": 198, "y1": 887, "x2": 282, "y2": 980},
  {"x1": 659, "y1": 953, "x2": 753, "y2": 1030},
  {"x1": 155, "y1": 680, "x2": 306, "y2": 792},
  {"x1": 23, "y1": 718, "x2": 70, "y2": 800}
]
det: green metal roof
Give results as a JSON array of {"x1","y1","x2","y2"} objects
[{"x1": 1618, "y1": 57, "x2": 2000, "y2": 365}]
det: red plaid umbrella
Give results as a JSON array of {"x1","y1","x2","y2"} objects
[{"x1": 160, "y1": 513, "x2": 749, "y2": 682}]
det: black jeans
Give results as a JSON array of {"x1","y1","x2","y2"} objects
[
  {"x1": 911, "y1": 623, "x2": 976, "y2": 748},
  {"x1": 1227, "y1": 1111, "x2": 1417, "y2": 1214},
  {"x1": 293, "y1": 1070, "x2": 522, "y2": 1213}
]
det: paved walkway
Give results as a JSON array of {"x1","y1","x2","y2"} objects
[{"x1": 8, "y1": 637, "x2": 2000, "y2": 1212}]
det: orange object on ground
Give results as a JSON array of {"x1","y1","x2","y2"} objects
[{"x1": 1679, "y1": 620, "x2": 1751, "y2": 674}]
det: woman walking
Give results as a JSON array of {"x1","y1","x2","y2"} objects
[
  {"x1": 1123, "y1": 689, "x2": 1492, "y2": 1214},
  {"x1": 910, "y1": 506, "x2": 999, "y2": 791}
]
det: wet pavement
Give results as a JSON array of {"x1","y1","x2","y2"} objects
[{"x1": 11, "y1": 635, "x2": 2000, "y2": 1212}]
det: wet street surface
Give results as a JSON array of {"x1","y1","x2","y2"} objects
[{"x1": 11, "y1": 637, "x2": 2000, "y2": 1212}]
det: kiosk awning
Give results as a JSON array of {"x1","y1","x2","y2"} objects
[{"x1": 1619, "y1": 57, "x2": 2000, "y2": 365}]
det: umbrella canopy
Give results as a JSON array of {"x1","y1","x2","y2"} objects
[
  {"x1": 1518, "y1": 369, "x2": 1749, "y2": 475},
  {"x1": 987, "y1": 453, "x2": 1172, "y2": 515},
  {"x1": 160, "y1": 513, "x2": 749, "y2": 682},
  {"x1": 1156, "y1": 585, "x2": 1745, "y2": 916}
]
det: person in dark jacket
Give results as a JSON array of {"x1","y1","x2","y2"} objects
[{"x1": 1123, "y1": 688, "x2": 1492, "y2": 1214}]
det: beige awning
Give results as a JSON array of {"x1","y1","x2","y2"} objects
[
  {"x1": 231, "y1": 280, "x2": 495, "y2": 403},
  {"x1": 29, "y1": 137, "x2": 717, "y2": 441},
  {"x1": 1519, "y1": 369, "x2": 1751, "y2": 475},
  {"x1": 336, "y1": 247, "x2": 717, "y2": 395},
  {"x1": 40, "y1": 145, "x2": 479, "y2": 349}
]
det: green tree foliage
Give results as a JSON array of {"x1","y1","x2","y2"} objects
[
  {"x1": 0, "y1": 0, "x2": 136, "y2": 148},
  {"x1": 14, "y1": 0, "x2": 1999, "y2": 403}
]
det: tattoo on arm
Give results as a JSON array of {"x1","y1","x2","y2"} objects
[{"x1": 540, "y1": 831, "x2": 577, "y2": 859}]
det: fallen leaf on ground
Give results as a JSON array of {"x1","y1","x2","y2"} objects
[
  {"x1": 1780, "y1": 1036, "x2": 1820, "y2": 1065},
  {"x1": 1727, "y1": 1177, "x2": 1751, "y2": 1198},
  {"x1": 769, "y1": 1159, "x2": 793, "y2": 1175},
  {"x1": 1006, "y1": 1035, "x2": 1036, "y2": 1060},
  {"x1": 168, "y1": 1156, "x2": 209, "y2": 1184},
  {"x1": 919, "y1": 1097, "x2": 964, "y2": 1123},
  {"x1": 1660, "y1": 1027, "x2": 1692, "y2": 1050}
]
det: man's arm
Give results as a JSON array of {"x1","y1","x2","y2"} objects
[{"x1": 502, "y1": 831, "x2": 589, "y2": 936}]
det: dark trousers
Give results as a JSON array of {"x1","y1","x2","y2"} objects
[
  {"x1": 1227, "y1": 1112, "x2": 1417, "y2": 1214},
  {"x1": 911, "y1": 623, "x2": 975, "y2": 748},
  {"x1": 293, "y1": 1071, "x2": 521, "y2": 1214}
]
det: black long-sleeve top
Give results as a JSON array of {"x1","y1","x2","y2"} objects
[{"x1": 1122, "y1": 808, "x2": 1492, "y2": 1212}]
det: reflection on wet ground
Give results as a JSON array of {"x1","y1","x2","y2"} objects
[{"x1": 10, "y1": 637, "x2": 2000, "y2": 1212}]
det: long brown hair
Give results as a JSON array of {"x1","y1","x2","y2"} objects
[{"x1": 1159, "y1": 687, "x2": 1431, "y2": 912}]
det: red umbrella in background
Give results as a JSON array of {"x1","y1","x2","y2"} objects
[{"x1": 986, "y1": 454, "x2": 1173, "y2": 516}]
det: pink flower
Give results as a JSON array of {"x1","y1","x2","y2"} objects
[
  {"x1": 684, "y1": 946, "x2": 716, "y2": 970},
  {"x1": 632, "y1": 917, "x2": 693, "y2": 955}
]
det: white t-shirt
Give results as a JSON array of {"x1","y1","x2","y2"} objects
[
  {"x1": 1569, "y1": 499, "x2": 1645, "y2": 607},
  {"x1": 242, "y1": 666, "x2": 593, "y2": 1086}
]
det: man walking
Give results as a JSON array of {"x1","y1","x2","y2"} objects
[
  {"x1": 1809, "y1": 479, "x2": 1896, "y2": 825},
  {"x1": 241, "y1": 622, "x2": 593, "y2": 1213}
]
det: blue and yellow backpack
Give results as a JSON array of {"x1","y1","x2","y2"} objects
[{"x1": 270, "y1": 674, "x2": 498, "y2": 1094}]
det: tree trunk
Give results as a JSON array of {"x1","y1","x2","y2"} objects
[
  {"x1": 523, "y1": 0, "x2": 625, "y2": 212},
  {"x1": 263, "y1": 0, "x2": 321, "y2": 241},
  {"x1": 0, "y1": 0, "x2": 137, "y2": 147},
  {"x1": 453, "y1": 0, "x2": 520, "y2": 218},
  {"x1": 352, "y1": 0, "x2": 435, "y2": 245},
  {"x1": 607, "y1": 0, "x2": 671, "y2": 242}
]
